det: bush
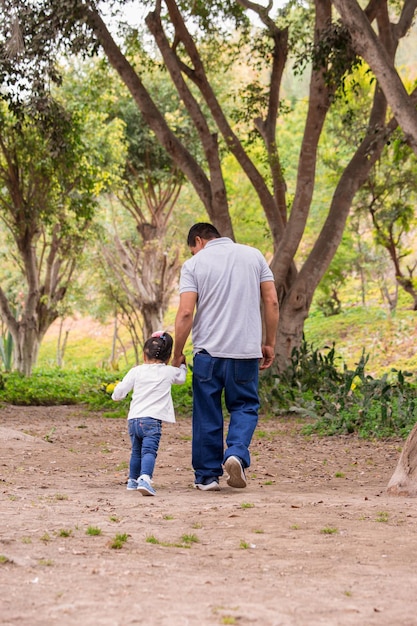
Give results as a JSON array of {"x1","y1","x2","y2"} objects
[
  {"x1": 0, "y1": 366, "x2": 193, "y2": 417},
  {"x1": 260, "y1": 340, "x2": 417, "y2": 439},
  {"x1": 0, "y1": 368, "x2": 119, "y2": 409}
]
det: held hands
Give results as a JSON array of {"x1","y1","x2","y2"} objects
[
  {"x1": 172, "y1": 354, "x2": 186, "y2": 368},
  {"x1": 260, "y1": 345, "x2": 275, "y2": 370}
]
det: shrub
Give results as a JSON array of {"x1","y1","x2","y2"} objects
[
  {"x1": 0, "y1": 366, "x2": 193, "y2": 417},
  {"x1": 260, "y1": 340, "x2": 417, "y2": 439}
]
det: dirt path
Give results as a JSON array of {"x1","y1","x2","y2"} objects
[{"x1": 0, "y1": 405, "x2": 415, "y2": 626}]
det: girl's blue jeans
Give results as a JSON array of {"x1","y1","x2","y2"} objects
[
  {"x1": 192, "y1": 351, "x2": 260, "y2": 484},
  {"x1": 128, "y1": 417, "x2": 162, "y2": 480}
]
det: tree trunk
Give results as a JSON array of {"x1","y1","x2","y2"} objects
[
  {"x1": 386, "y1": 423, "x2": 417, "y2": 497},
  {"x1": 57, "y1": 324, "x2": 70, "y2": 368},
  {"x1": 0, "y1": 284, "x2": 61, "y2": 376},
  {"x1": 274, "y1": 290, "x2": 309, "y2": 370},
  {"x1": 110, "y1": 315, "x2": 117, "y2": 365},
  {"x1": 142, "y1": 302, "x2": 164, "y2": 339},
  {"x1": 13, "y1": 319, "x2": 41, "y2": 376}
]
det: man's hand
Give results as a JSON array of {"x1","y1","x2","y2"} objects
[
  {"x1": 260, "y1": 281, "x2": 279, "y2": 370},
  {"x1": 172, "y1": 354, "x2": 186, "y2": 368},
  {"x1": 260, "y1": 345, "x2": 275, "y2": 370}
]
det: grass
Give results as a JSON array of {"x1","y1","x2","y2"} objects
[
  {"x1": 0, "y1": 555, "x2": 11, "y2": 564},
  {"x1": 2, "y1": 338, "x2": 415, "y2": 439},
  {"x1": 146, "y1": 535, "x2": 159, "y2": 545},
  {"x1": 43, "y1": 427, "x2": 56, "y2": 442},
  {"x1": 181, "y1": 533, "x2": 199, "y2": 544},
  {"x1": 145, "y1": 534, "x2": 198, "y2": 549},
  {"x1": 0, "y1": 367, "x2": 128, "y2": 411},
  {"x1": 320, "y1": 526, "x2": 338, "y2": 535},
  {"x1": 36, "y1": 317, "x2": 129, "y2": 370},
  {"x1": 110, "y1": 533, "x2": 129, "y2": 549},
  {"x1": 54, "y1": 493, "x2": 68, "y2": 501},
  {"x1": 86, "y1": 526, "x2": 102, "y2": 536},
  {"x1": 255, "y1": 430, "x2": 269, "y2": 439},
  {"x1": 304, "y1": 305, "x2": 417, "y2": 377}
]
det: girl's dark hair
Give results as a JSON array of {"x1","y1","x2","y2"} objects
[
  {"x1": 143, "y1": 332, "x2": 173, "y2": 362},
  {"x1": 187, "y1": 223, "x2": 221, "y2": 246}
]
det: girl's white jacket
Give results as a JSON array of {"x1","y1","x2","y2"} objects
[{"x1": 112, "y1": 363, "x2": 187, "y2": 423}]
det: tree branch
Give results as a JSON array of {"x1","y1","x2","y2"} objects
[
  {"x1": 333, "y1": 0, "x2": 417, "y2": 155},
  {"x1": 83, "y1": 4, "x2": 217, "y2": 221}
]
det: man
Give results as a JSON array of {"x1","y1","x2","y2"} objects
[{"x1": 172, "y1": 223, "x2": 279, "y2": 491}]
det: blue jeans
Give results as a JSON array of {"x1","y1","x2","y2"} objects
[
  {"x1": 128, "y1": 417, "x2": 162, "y2": 480},
  {"x1": 192, "y1": 351, "x2": 260, "y2": 483}
]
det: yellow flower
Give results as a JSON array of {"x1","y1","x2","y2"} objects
[{"x1": 350, "y1": 376, "x2": 361, "y2": 391}]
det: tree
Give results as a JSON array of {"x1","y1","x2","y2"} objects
[
  {"x1": 332, "y1": 0, "x2": 417, "y2": 499},
  {"x1": 1, "y1": 0, "x2": 416, "y2": 369},
  {"x1": 101, "y1": 76, "x2": 189, "y2": 339},
  {"x1": 321, "y1": 63, "x2": 417, "y2": 311},
  {"x1": 57, "y1": 57, "x2": 197, "y2": 346},
  {"x1": 354, "y1": 133, "x2": 417, "y2": 310},
  {"x1": 387, "y1": 421, "x2": 417, "y2": 497},
  {"x1": 92, "y1": 247, "x2": 146, "y2": 367},
  {"x1": 85, "y1": 0, "x2": 415, "y2": 368},
  {"x1": 100, "y1": 183, "x2": 181, "y2": 342},
  {"x1": 0, "y1": 95, "x2": 121, "y2": 375}
]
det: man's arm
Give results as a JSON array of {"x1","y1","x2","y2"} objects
[
  {"x1": 172, "y1": 291, "x2": 197, "y2": 367},
  {"x1": 260, "y1": 280, "x2": 279, "y2": 370}
]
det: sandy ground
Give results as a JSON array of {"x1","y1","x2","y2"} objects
[{"x1": 0, "y1": 404, "x2": 416, "y2": 626}]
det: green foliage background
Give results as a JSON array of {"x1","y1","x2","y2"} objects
[
  {"x1": 0, "y1": 7, "x2": 417, "y2": 440},
  {"x1": 0, "y1": 300, "x2": 416, "y2": 441}
]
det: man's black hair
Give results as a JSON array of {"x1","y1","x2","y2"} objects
[{"x1": 187, "y1": 223, "x2": 221, "y2": 247}]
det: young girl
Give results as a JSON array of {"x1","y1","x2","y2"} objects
[{"x1": 112, "y1": 331, "x2": 187, "y2": 496}]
